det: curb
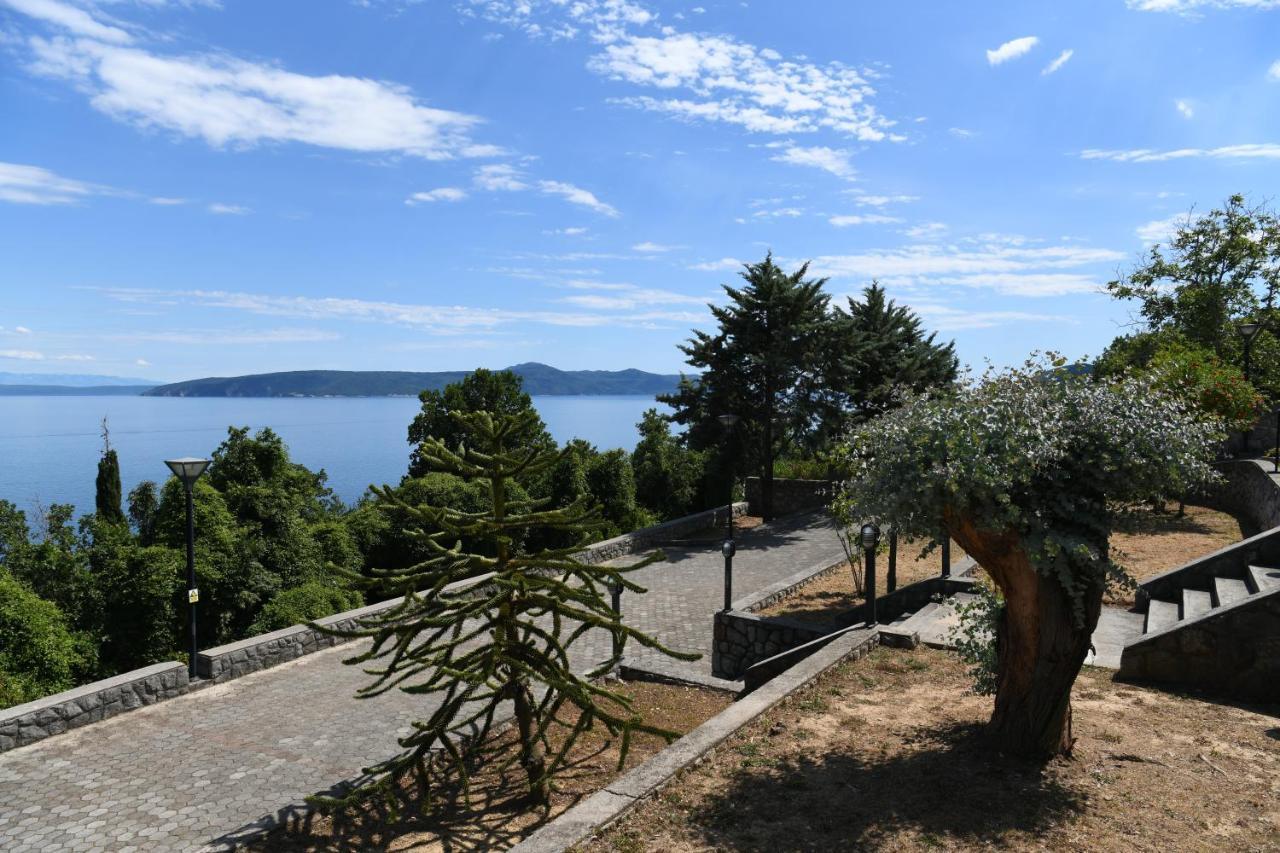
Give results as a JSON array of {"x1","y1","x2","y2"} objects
[{"x1": 510, "y1": 626, "x2": 880, "y2": 853}]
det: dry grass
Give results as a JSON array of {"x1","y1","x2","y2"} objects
[
  {"x1": 1107, "y1": 504, "x2": 1245, "y2": 607},
  {"x1": 756, "y1": 539, "x2": 966, "y2": 625},
  {"x1": 583, "y1": 647, "x2": 1280, "y2": 853},
  {"x1": 254, "y1": 680, "x2": 730, "y2": 852}
]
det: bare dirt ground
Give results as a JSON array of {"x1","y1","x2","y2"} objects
[
  {"x1": 254, "y1": 680, "x2": 730, "y2": 851},
  {"x1": 1107, "y1": 503, "x2": 1245, "y2": 607},
  {"x1": 756, "y1": 539, "x2": 966, "y2": 625},
  {"x1": 582, "y1": 647, "x2": 1280, "y2": 853}
]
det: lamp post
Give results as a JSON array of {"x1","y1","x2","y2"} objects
[
  {"x1": 166, "y1": 457, "x2": 211, "y2": 679},
  {"x1": 1239, "y1": 321, "x2": 1264, "y2": 453},
  {"x1": 717, "y1": 413, "x2": 740, "y2": 611},
  {"x1": 861, "y1": 523, "x2": 880, "y2": 626},
  {"x1": 940, "y1": 442, "x2": 951, "y2": 578}
]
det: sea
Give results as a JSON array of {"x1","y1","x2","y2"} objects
[{"x1": 0, "y1": 395, "x2": 671, "y2": 520}]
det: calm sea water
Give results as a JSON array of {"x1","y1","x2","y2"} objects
[{"x1": 0, "y1": 395, "x2": 669, "y2": 519}]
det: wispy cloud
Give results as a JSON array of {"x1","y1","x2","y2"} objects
[
  {"x1": 828, "y1": 213, "x2": 902, "y2": 227},
  {"x1": 1175, "y1": 99, "x2": 1194, "y2": 119},
  {"x1": 1136, "y1": 213, "x2": 1189, "y2": 244},
  {"x1": 406, "y1": 187, "x2": 468, "y2": 204},
  {"x1": 631, "y1": 241, "x2": 682, "y2": 252},
  {"x1": 908, "y1": 303, "x2": 1068, "y2": 331},
  {"x1": 848, "y1": 193, "x2": 919, "y2": 207},
  {"x1": 469, "y1": 165, "x2": 618, "y2": 215},
  {"x1": 1042, "y1": 49, "x2": 1074, "y2": 75},
  {"x1": 986, "y1": 36, "x2": 1039, "y2": 66},
  {"x1": 0, "y1": 347, "x2": 95, "y2": 361},
  {"x1": 2, "y1": 0, "x2": 132, "y2": 43},
  {"x1": 537, "y1": 180, "x2": 619, "y2": 217},
  {"x1": 1127, "y1": 0, "x2": 1280, "y2": 13},
  {"x1": 1081, "y1": 144, "x2": 1280, "y2": 161},
  {"x1": 689, "y1": 257, "x2": 744, "y2": 272},
  {"x1": 1270, "y1": 59, "x2": 1280, "y2": 80},
  {"x1": 0, "y1": 161, "x2": 100, "y2": 204},
  {"x1": 771, "y1": 145, "x2": 856, "y2": 179},
  {"x1": 208, "y1": 202, "x2": 249, "y2": 215}
]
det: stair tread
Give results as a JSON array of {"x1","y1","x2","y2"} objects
[
  {"x1": 1181, "y1": 588, "x2": 1212, "y2": 621},
  {"x1": 895, "y1": 601, "x2": 942, "y2": 631},
  {"x1": 1213, "y1": 576, "x2": 1250, "y2": 607},
  {"x1": 1145, "y1": 599, "x2": 1179, "y2": 634},
  {"x1": 1247, "y1": 564, "x2": 1280, "y2": 594}
]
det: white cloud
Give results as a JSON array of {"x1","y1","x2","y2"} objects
[
  {"x1": 406, "y1": 187, "x2": 468, "y2": 204},
  {"x1": 1127, "y1": 0, "x2": 1280, "y2": 12},
  {"x1": 986, "y1": 36, "x2": 1039, "y2": 66},
  {"x1": 149, "y1": 196, "x2": 187, "y2": 205},
  {"x1": 559, "y1": 280, "x2": 706, "y2": 310},
  {"x1": 0, "y1": 161, "x2": 98, "y2": 204},
  {"x1": 948, "y1": 127, "x2": 976, "y2": 139},
  {"x1": 208, "y1": 202, "x2": 248, "y2": 215},
  {"x1": 689, "y1": 257, "x2": 744, "y2": 271},
  {"x1": 828, "y1": 213, "x2": 901, "y2": 227},
  {"x1": 14, "y1": 326, "x2": 32, "y2": 334},
  {"x1": 1, "y1": 0, "x2": 132, "y2": 43},
  {"x1": 1175, "y1": 99, "x2": 1194, "y2": 119},
  {"x1": 632, "y1": 241, "x2": 682, "y2": 252},
  {"x1": 112, "y1": 328, "x2": 340, "y2": 345},
  {"x1": 456, "y1": 0, "x2": 655, "y2": 42},
  {"x1": 771, "y1": 145, "x2": 856, "y2": 179},
  {"x1": 849, "y1": 193, "x2": 919, "y2": 207},
  {"x1": 135, "y1": 358, "x2": 151, "y2": 366},
  {"x1": 474, "y1": 164, "x2": 529, "y2": 191},
  {"x1": 1042, "y1": 49, "x2": 1073, "y2": 75},
  {"x1": 903, "y1": 222, "x2": 948, "y2": 240},
  {"x1": 537, "y1": 180, "x2": 620, "y2": 217},
  {"x1": 0, "y1": 349, "x2": 44, "y2": 360},
  {"x1": 589, "y1": 32, "x2": 897, "y2": 141},
  {"x1": 1136, "y1": 213, "x2": 1188, "y2": 244},
  {"x1": 10, "y1": 0, "x2": 500, "y2": 161},
  {"x1": 908, "y1": 303, "x2": 1067, "y2": 331},
  {"x1": 1081, "y1": 144, "x2": 1280, "y2": 161},
  {"x1": 1268, "y1": 59, "x2": 1280, "y2": 80}
]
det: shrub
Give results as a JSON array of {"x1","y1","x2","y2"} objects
[
  {"x1": 250, "y1": 581, "x2": 363, "y2": 635},
  {"x1": 0, "y1": 569, "x2": 94, "y2": 709}
]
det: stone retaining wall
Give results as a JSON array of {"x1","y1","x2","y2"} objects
[
  {"x1": 744, "y1": 477, "x2": 833, "y2": 517},
  {"x1": 1199, "y1": 459, "x2": 1280, "y2": 536},
  {"x1": 0, "y1": 662, "x2": 188, "y2": 753}
]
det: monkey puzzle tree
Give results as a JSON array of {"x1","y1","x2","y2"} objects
[
  {"x1": 324, "y1": 409, "x2": 694, "y2": 806},
  {"x1": 833, "y1": 359, "x2": 1219, "y2": 758}
]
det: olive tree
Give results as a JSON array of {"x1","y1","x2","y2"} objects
[{"x1": 832, "y1": 359, "x2": 1219, "y2": 758}]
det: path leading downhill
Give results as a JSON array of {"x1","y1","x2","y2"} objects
[{"x1": 0, "y1": 512, "x2": 842, "y2": 852}]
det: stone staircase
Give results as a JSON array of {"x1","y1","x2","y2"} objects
[
  {"x1": 881, "y1": 592, "x2": 979, "y2": 649},
  {"x1": 1118, "y1": 526, "x2": 1280, "y2": 701}
]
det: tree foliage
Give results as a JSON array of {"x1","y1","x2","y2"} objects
[
  {"x1": 631, "y1": 409, "x2": 703, "y2": 520},
  {"x1": 0, "y1": 567, "x2": 95, "y2": 709},
  {"x1": 321, "y1": 409, "x2": 693, "y2": 807},
  {"x1": 833, "y1": 359, "x2": 1220, "y2": 757}
]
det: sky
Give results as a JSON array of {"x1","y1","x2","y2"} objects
[{"x1": 1, "y1": 0, "x2": 1279, "y2": 382}]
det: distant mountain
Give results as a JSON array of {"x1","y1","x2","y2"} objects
[
  {"x1": 0, "y1": 384, "x2": 155, "y2": 396},
  {"x1": 143, "y1": 363, "x2": 686, "y2": 398},
  {"x1": 0, "y1": 371, "x2": 159, "y2": 387}
]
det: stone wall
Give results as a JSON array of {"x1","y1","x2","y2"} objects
[
  {"x1": 0, "y1": 662, "x2": 188, "y2": 753},
  {"x1": 1198, "y1": 459, "x2": 1280, "y2": 537},
  {"x1": 1118, "y1": 590, "x2": 1280, "y2": 702},
  {"x1": 744, "y1": 477, "x2": 833, "y2": 517}
]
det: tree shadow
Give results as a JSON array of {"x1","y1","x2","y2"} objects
[{"x1": 675, "y1": 721, "x2": 1086, "y2": 851}]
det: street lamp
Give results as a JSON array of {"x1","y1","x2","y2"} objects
[
  {"x1": 1239, "y1": 322, "x2": 1265, "y2": 453},
  {"x1": 861, "y1": 522, "x2": 880, "y2": 626},
  {"x1": 166, "y1": 456, "x2": 210, "y2": 679},
  {"x1": 717, "y1": 413, "x2": 740, "y2": 611}
]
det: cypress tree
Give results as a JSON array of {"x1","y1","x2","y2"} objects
[
  {"x1": 95, "y1": 419, "x2": 126, "y2": 526},
  {"x1": 321, "y1": 408, "x2": 694, "y2": 808}
]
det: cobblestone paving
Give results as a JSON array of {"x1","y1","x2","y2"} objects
[{"x1": 0, "y1": 512, "x2": 840, "y2": 851}]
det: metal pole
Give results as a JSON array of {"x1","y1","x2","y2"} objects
[
  {"x1": 610, "y1": 582, "x2": 622, "y2": 659},
  {"x1": 1243, "y1": 337, "x2": 1254, "y2": 454},
  {"x1": 1274, "y1": 404, "x2": 1279, "y2": 474},
  {"x1": 887, "y1": 528, "x2": 898, "y2": 593},
  {"x1": 185, "y1": 482, "x2": 197, "y2": 680},
  {"x1": 940, "y1": 442, "x2": 950, "y2": 577},
  {"x1": 864, "y1": 541, "x2": 877, "y2": 626},
  {"x1": 723, "y1": 549, "x2": 733, "y2": 612}
]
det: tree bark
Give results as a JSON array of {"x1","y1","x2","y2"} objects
[{"x1": 946, "y1": 513, "x2": 1103, "y2": 759}]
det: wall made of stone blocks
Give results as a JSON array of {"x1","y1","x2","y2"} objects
[
  {"x1": 744, "y1": 477, "x2": 833, "y2": 517},
  {"x1": 0, "y1": 662, "x2": 188, "y2": 753}
]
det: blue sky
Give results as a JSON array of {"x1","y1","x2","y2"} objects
[{"x1": 1, "y1": 0, "x2": 1278, "y2": 381}]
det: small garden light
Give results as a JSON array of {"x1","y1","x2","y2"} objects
[{"x1": 860, "y1": 523, "x2": 880, "y2": 625}]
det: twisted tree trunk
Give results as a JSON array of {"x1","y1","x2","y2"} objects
[{"x1": 947, "y1": 513, "x2": 1104, "y2": 759}]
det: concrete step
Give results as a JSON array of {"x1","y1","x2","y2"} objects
[
  {"x1": 1180, "y1": 589, "x2": 1212, "y2": 621},
  {"x1": 1213, "y1": 576, "x2": 1250, "y2": 608},
  {"x1": 1247, "y1": 564, "x2": 1280, "y2": 594},
  {"x1": 1145, "y1": 599, "x2": 1179, "y2": 634},
  {"x1": 894, "y1": 601, "x2": 942, "y2": 633}
]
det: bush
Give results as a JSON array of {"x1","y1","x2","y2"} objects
[
  {"x1": 949, "y1": 582, "x2": 1003, "y2": 696},
  {"x1": 0, "y1": 569, "x2": 94, "y2": 709},
  {"x1": 249, "y1": 581, "x2": 363, "y2": 635}
]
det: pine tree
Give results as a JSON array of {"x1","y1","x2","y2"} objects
[
  {"x1": 95, "y1": 418, "x2": 126, "y2": 526},
  {"x1": 321, "y1": 408, "x2": 695, "y2": 808},
  {"x1": 660, "y1": 253, "x2": 832, "y2": 520}
]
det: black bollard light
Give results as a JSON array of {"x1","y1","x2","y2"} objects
[
  {"x1": 887, "y1": 528, "x2": 898, "y2": 593},
  {"x1": 861, "y1": 523, "x2": 880, "y2": 626},
  {"x1": 165, "y1": 456, "x2": 211, "y2": 679},
  {"x1": 721, "y1": 537, "x2": 736, "y2": 611},
  {"x1": 610, "y1": 581, "x2": 623, "y2": 659}
]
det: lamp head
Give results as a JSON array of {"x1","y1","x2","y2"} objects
[
  {"x1": 165, "y1": 457, "x2": 211, "y2": 488},
  {"x1": 717, "y1": 413, "x2": 740, "y2": 430},
  {"x1": 860, "y1": 523, "x2": 880, "y2": 550},
  {"x1": 1239, "y1": 321, "x2": 1263, "y2": 341},
  {"x1": 721, "y1": 538, "x2": 737, "y2": 559}
]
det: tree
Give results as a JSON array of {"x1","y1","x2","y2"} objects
[
  {"x1": 323, "y1": 409, "x2": 693, "y2": 806},
  {"x1": 94, "y1": 419, "x2": 126, "y2": 527},
  {"x1": 128, "y1": 481, "x2": 160, "y2": 544},
  {"x1": 408, "y1": 369, "x2": 555, "y2": 480},
  {"x1": 632, "y1": 409, "x2": 703, "y2": 520},
  {"x1": 0, "y1": 567, "x2": 95, "y2": 709},
  {"x1": 1107, "y1": 194, "x2": 1280, "y2": 385},
  {"x1": 1, "y1": 503, "x2": 97, "y2": 631},
  {"x1": 250, "y1": 581, "x2": 362, "y2": 635},
  {"x1": 661, "y1": 253, "x2": 832, "y2": 520},
  {"x1": 822, "y1": 283, "x2": 958, "y2": 442},
  {"x1": 833, "y1": 359, "x2": 1219, "y2": 757},
  {"x1": 89, "y1": 525, "x2": 181, "y2": 675}
]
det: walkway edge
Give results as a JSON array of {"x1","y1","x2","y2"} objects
[{"x1": 510, "y1": 627, "x2": 880, "y2": 853}]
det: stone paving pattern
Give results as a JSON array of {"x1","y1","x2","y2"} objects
[{"x1": 0, "y1": 511, "x2": 841, "y2": 851}]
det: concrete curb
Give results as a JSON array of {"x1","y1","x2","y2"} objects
[{"x1": 510, "y1": 627, "x2": 880, "y2": 853}]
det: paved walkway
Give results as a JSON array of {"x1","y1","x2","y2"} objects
[{"x1": 0, "y1": 512, "x2": 842, "y2": 852}]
